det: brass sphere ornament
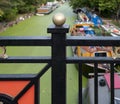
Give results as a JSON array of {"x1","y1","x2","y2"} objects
[{"x1": 52, "y1": 13, "x2": 66, "y2": 26}]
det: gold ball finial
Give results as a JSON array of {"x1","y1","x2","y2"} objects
[{"x1": 52, "y1": 13, "x2": 66, "y2": 26}]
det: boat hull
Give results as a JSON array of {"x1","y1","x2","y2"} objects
[
  {"x1": 75, "y1": 62, "x2": 106, "y2": 78},
  {"x1": 72, "y1": 46, "x2": 113, "y2": 78}
]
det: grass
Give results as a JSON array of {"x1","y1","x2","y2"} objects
[{"x1": 0, "y1": 3, "x2": 87, "y2": 104}]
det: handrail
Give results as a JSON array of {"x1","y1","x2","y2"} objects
[
  {"x1": 66, "y1": 36, "x2": 120, "y2": 46},
  {"x1": 0, "y1": 14, "x2": 120, "y2": 104},
  {"x1": 0, "y1": 36, "x2": 51, "y2": 46}
]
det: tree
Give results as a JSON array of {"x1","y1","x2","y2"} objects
[
  {"x1": 0, "y1": 0, "x2": 16, "y2": 21},
  {"x1": 22, "y1": 0, "x2": 41, "y2": 5},
  {"x1": 99, "y1": 0, "x2": 120, "y2": 19},
  {"x1": 0, "y1": 9, "x2": 4, "y2": 17},
  {"x1": 10, "y1": 0, "x2": 25, "y2": 7},
  {"x1": 0, "y1": 0, "x2": 50, "y2": 22},
  {"x1": 0, "y1": 0, "x2": 11, "y2": 10},
  {"x1": 69, "y1": 0, "x2": 120, "y2": 19},
  {"x1": 2, "y1": 9, "x2": 17, "y2": 21},
  {"x1": 69, "y1": 0, "x2": 99, "y2": 9}
]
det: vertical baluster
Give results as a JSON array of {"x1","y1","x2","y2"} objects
[
  {"x1": 94, "y1": 63, "x2": 98, "y2": 104},
  {"x1": 110, "y1": 63, "x2": 114, "y2": 104},
  {"x1": 78, "y1": 63, "x2": 82, "y2": 104},
  {"x1": 47, "y1": 13, "x2": 69, "y2": 104},
  {"x1": 35, "y1": 80, "x2": 40, "y2": 104}
]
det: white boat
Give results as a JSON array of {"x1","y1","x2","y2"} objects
[{"x1": 101, "y1": 24, "x2": 120, "y2": 37}]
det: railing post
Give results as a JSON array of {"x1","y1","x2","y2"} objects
[{"x1": 47, "y1": 13, "x2": 69, "y2": 104}]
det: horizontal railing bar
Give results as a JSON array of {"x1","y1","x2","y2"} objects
[
  {"x1": 2, "y1": 56, "x2": 120, "y2": 64},
  {"x1": 66, "y1": 57, "x2": 120, "y2": 63},
  {"x1": 1, "y1": 36, "x2": 120, "y2": 46},
  {"x1": 66, "y1": 36, "x2": 120, "y2": 46},
  {"x1": 0, "y1": 56, "x2": 51, "y2": 63},
  {"x1": 0, "y1": 74, "x2": 36, "y2": 80},
  {"x1": 0, "y1": 36, "x2": 51, "y2": 46}
]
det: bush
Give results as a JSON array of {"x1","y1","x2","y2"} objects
[
  {"x1": 18, "y1": 5, "x2": 35, "y2": 14},
  {"x1": 100, "y1": 9, "x2": 115, "y2": 18},
  {"x1": 2, "y1": 9, "x2": 18, "y2": 22},
  {"x1": 0, "y1": 9, "x2": 4, "y2": 17},
  {"x1": 18, "y1": 6, "x2": 30, "y2": 14},
  {"x1": 29, "y1": 5, "x2": 36, "y2": 12},
  {"x1": 47, "y1": 0, "x2": 54, "y2": 2}
]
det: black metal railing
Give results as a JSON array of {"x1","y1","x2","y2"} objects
[{"x1": 0, "y1": 23, "x2": 120, "y2": 104}]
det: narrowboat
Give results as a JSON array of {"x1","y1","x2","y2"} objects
[{"x1": 70, "y1": 23, "x2": 113, "y2": 77}]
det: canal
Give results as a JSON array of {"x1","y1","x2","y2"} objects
[{"x1": 0, "y1": 2, "x2": 87, "y2": 104}]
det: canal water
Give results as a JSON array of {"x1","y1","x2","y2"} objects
[{"x1": 0, "y1": 2, "x2": 87, "y2": 104}]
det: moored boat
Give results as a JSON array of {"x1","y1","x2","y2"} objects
[
  {"x1": 87, "y1": 73, "x2": 120, "y2": 104},
  {"x1": 70, "y1": 22, "x2": 114, "y2": 77},
  {"x1": 101, "y1": 23, "x2": 120, "y2": 37}
]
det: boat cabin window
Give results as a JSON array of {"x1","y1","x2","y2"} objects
[{"x1": 94, "y1": 52, "x2": 107, "y2": 57}]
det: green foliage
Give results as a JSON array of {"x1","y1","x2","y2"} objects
[
  {"x1": 47, "y1": 0, "x2": 54, "y2": 2},
  {"x1": 2, "y1": 9, "x2": 18, "y2": 22},
  {"x1": 98, "y1": 0, "x2": 120, "y2": 19},
  {"x1": 18, "y1": 5, "x2": 35, "y2": 14},
  {"x1": 69, "y1": 0, "x2": 120, "y2": 19},
  {"x1": 10, "y1": 0, "x2": 25, "y2": 7},
  {"x1": 40, "y1": 0, "x2": 47, "y2": 4},
  {"x1": 0, "y1": 0, "x2": 49, "y2": 22},
  {"x1": 69, "y1": 0, "x2": 83, "y2": 9},
  {"x1": 22, "y1": 0, "x2": 44, "y2": 5},
  {"x1": 0, "y1": 0, "x2": 17, "y2": 21},
  {"x1": 0, "y1": 0, "x2": 11, "y2": 8},
  {"x1": 69, "y1": 0, "x2": 97, "y2": 9},
  {"x1": 0, "y1": 9, "x2": 4, "y2": 17}
]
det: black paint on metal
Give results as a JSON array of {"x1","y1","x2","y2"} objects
[
  {"x1": 0, "y1": 23, "x2": 119, "y2": 104},
  {"x1": 48, "y1": 24, "x2": 69, "y2": 104}
]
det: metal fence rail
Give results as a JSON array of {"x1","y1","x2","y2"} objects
[{"x1": 0, "y1": 22, "x2": 120, "y2": 104}]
